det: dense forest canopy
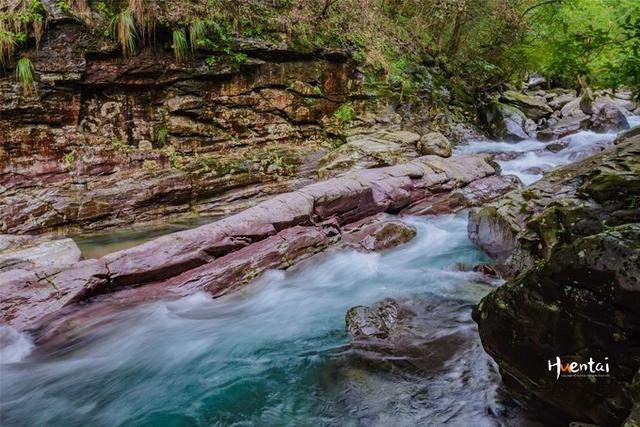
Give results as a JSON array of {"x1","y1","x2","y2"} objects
[{"x1": 0, "y1": 0, "x2": 639, "y2": 97}]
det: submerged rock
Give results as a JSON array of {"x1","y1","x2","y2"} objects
[{"x1": 346, "y1": 298, "x2": 400, "y2": 339}]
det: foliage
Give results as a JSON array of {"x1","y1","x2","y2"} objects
[
  {"x1": 333, "y1": 103, "x2": 355, "y2": 124},
  {"x1": 15, "y1": 56, "x2": 35, "y2": 94},
  {"x1": 112, "y1": 9, "x2": 137, "y2": 57},
  {"x1": 518, "y1": 0, "x2": 640, "y2": 97},
  {"x1": 2, "y1": 0, "x2": 639, "y2": 101},
  {"x1": 189, "y1": 19, "x2": 207, "y2": 51},
  {"x1": 172, "y1": 28, "x2": 188, "y2": 62},
  {"x1": 155, "y1": 125, "x2": 168, "y2": 145}
]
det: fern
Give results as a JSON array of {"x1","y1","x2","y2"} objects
[
  {"x1": 112, "y1": 9, "x2": 137, "y2": 57},
  {"x1": 172, "y1": 28, "x2": 188, "y2": 62},
  {"x1": 16, "y1": 57, "x2": 35, "y2": 95}
]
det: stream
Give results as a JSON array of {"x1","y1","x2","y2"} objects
[{"x1": 1, "y1": 120, "x2": 637, "y2": 426}]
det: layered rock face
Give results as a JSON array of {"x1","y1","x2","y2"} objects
[
  {"x1": 470, "y1": 131, "x2": 640, "y2": 425},
  {"x1": 0, "y1": 20, "x2": 358, "y2": 234},
  {"x1": 1, "y1": 153, "x2": 509, "y2": 339}
]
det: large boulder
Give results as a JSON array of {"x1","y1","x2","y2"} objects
[
  {"x1": 474, "y1": 224, "x2": 640, "y2": 426},
  {"x1": 480, "y1": 102, "x2": 530, "y2": 141},
  {"x1": 470, "y1": 130, "x2": 640, "y2": 425},
  {"x1": 416, "y1": 131, "x2": 452, "y2": 157},
  {"x1": 590, "y1": 96, "x2": 630, "y2": 132},
  {"x1": 500, "y1": 90, "x2": 553, "y2": 121}
]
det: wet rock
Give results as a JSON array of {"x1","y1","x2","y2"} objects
[
  {"x1": 545, "y1": 141, "x2": 569, "y2": 153},
  {"x1": 468, "y1": 132, "x2": 640, "y2": 278},
  {"x1": 536, "y1": 114, "x2": 591, "y2": 141},
  {"x1": 342, "y1": 214, "x2": 416, "y2": 252},
  {"x1": 103, "y1": 154, "x2": 497, "y2": 288},
  {"x1": 472, "y1": 264, "x2": 498, "y2": 277},
  {"x1": 474, "y1": 224, "x2": 640, "y2": 426},
  {"x1": 416, "y1": 131, "x2": 452, "y2": 157},
  {"x1": 154, "y1": 226, "x2": 330, "y2": 297},
  {"x1": 590, "y1": 97, "x2": 630, "y2": 132},
  {"x1": 0, "y1": 259, "x2": 109, "y2": 332},
  {"x1": 346, "y1": 299, "x2": 399, "y2": 339},
  {"x1": 470, "y1": 129, "x2": 640, "y2": 425},
  {"x1": 500, "y1": 90, "x2": 553, "y2": 121},
  {"x1": 5, "y1": 154, "x2": 499, "y2": 334}
]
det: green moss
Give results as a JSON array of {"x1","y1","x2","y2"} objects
[
  {"x1": 64, "y1": 152, "x2": 75, "y2": 169},
  {"x1": 333, "y1": 103, "x2": 355, "y2": 124}
]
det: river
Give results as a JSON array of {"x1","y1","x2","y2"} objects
[{"x1": 1, "y1": 119, "x2": 637, "y2": 426}]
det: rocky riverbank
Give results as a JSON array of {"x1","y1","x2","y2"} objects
[
  {"x1": 481, "y1": 85, "x2": 636, "y2": 142},
  {"x1": 470, "y1": 129, "x2": 640, "y2": 425},
  {"x1": 1, "y1": 152, "x2": 521, "y2": 342}
]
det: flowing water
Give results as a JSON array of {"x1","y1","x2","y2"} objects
[{"x1": 1, "y1": 120, "x2": 637, "y2": 426}]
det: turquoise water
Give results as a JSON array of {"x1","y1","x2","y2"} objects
[{"x1": 0, "y1": 214, "x2": 525, "y2": 426}]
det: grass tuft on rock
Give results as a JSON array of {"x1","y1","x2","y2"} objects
[
  {"x1": 113, "y1": 9, "x2": 137, "y2": 57},
  {"x1": 172, "y1": 28, "x2": 188, "y2": 62},
  {"x1": 189, "y1": 20, "x2": 207, "y2": 51},
  {"x1": 16, "y1": 57, "x2": 35, "y2": 95}
]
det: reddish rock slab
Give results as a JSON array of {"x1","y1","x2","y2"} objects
[
  {"x1": 402, "y1": 174, "x2": 521, "y2": 216},
  {"x1": 4, "y1": 154, "x2": 498, "y2": 335},
  {"x1": 0, "y1": 259, "x2": 108, "y2": 332},
  {"x1": 102, "y1": 154, "x2": 496, "y2": 290}
]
